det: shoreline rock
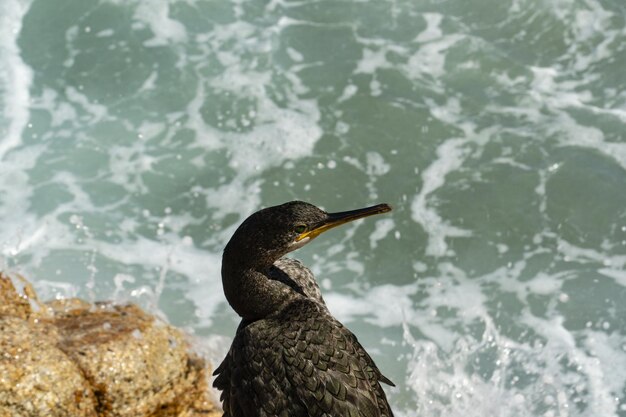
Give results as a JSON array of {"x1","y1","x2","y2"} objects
[{"x1": 0, "y1": 272, "x2": 222, "y2": 417}]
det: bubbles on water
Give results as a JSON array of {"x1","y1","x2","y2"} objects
[
  {"x1": 403, "y1": 313, "x2": 625, "y2": 417},
  {"x1": 548, "y1": 163, "x2": 561, "y2": 173}
]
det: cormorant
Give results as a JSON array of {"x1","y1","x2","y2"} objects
[{"x1": 213, "y1": 201, "x2": 394, "y2": 417}]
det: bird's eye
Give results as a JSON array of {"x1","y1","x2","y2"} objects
[{"x1": 294, "y1": 225, "x2": 307, "y2": 234}]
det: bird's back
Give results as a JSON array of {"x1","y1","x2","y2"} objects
[{"x1": 213, "y1": 298, "x2": 394, "y2": 417}]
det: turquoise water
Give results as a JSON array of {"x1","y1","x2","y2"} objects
[{"x1": 1, "y1": 0, "x2": 626, "y2": 415}]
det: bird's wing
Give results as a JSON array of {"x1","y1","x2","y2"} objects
[
  {"x1": 213, "y1": 319, "x2": 308, "y2": 417},
  {"x1": 279, "y1": 299, "x2": 395, "y2": 417},
  {"x1": 213, "y1": 300, "x2": 394, "y2": 417}
]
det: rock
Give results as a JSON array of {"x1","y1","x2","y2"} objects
[
  {"x1": 0, "y1": 272, "x2": 222, "y2": 417},
  {"x1": 0, "y1": 273, "x2": 43, "y2": 319},
  {"x1": 0, "y1": 316, "x2": 98, "y2": 417},
  {"x1": 49, "y1": 302, "x2": 219, "y2": 417}
]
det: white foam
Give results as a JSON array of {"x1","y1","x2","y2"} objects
[
  {"x1": 0, "y1": 143, "x2": 45, "y2": 266},
  {"x1": 556, "y1": 239, "x2": 626, "y2": 271},
  {"x1": 338, "y1": 84, "x2": 358, "y2": 102},
  {"x1": 203, "y1": 179, "x2": 263, "y2": 242},
  {"x1": 325, "y1": 283, "x2": 420, "y2": 328},
  {"x1": 2, "y1": 223, "x2": 47, "y2": 258},
  {"x1": 524, "y1": 272, "x2": 564, "y2": 295},
  {"x1": 50, "y1": 233, "x2": 224, "y2": 325},
  {"x1": 191, "y1": 20, "x2": 324, "y2": 186},
  {"x1": 96, "y1": 28, "x2": 115, "y2": 38},
  {"x1": 415, "y1": 13, "x2": 443, "y2": 43},
  {"x1": 521, "y1": 313, "x2": 621, "y2": 416},
  {"x1": 286, "y1": 47, "x2": 303, "y2": 62},
  {"x1": 553, "y1": 112, "x2": 626, "y2": 171},
  {"x1": 65, "y1": 86, "x2": 109, "y2": 123},
  {"x1": 226, "y1": 99, "x2": 322, "y2": 177},
  {"x1": 0, "y1": 0, "x2": 33, "y2": 161},
  {"x1": 31, "y1": 88, "x2": 78, "y2": 128},
  {"x1": 139, "y1": 71, "x2": 159, "y2": 91},
  {"x1": 405, "y1": 304, "x2": 626, "y2": 417},
  {"x1": 570, "y1": 2, "x2": 616, "y2": 72},
  {"x1": 369, "y1": 218, "x2": 395, "y2": 249},
  {"x1": 133, "y1": 1, "x2": 187, "y2": 47},
  {"x1": 355, "y1": 48, "x2": 392, "y2": 74},
  {"x1": 410, "y1": 136, "x2": 473, "y2": 257},
  {"x1": 365, "y1": 151, "x2": 390, "y2": 176},
  {"x1": 597, "y1": 268, "x2": 626, "y2": 288},
  {"x1": 584, "y1": 331, "x2": 626, "y2": 402},
  {"x1": 407, "y1": 34, "x2": 464, "y2": 78}
]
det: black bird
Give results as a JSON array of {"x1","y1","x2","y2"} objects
[{"x1": 213, "y1": 201, "x2": 395, "y2": 417}]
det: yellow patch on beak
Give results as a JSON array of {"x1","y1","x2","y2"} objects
[{"x1": 295, "y1": 203, "x2": 392, "y2": 242}]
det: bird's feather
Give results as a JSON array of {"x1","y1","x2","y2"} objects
[{"x1": 214, "y1": 298, "x2": 394, "y2": 417}]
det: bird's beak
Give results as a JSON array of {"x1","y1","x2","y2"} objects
[{"x1": 296, "y1": 203, "x2": 392, "y2": 242}]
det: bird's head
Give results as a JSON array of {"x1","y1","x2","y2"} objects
[{"x1": 224, "y1": 201, "x2": 392, "y2": 267}]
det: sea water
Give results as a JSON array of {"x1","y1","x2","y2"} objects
[{"x1": 1, "y1": 0, "x2": 625, "y2": 415}]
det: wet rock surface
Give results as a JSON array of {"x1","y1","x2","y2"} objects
[{"x1": 0, "y1": 272, "x2": 221, "y2": 417}]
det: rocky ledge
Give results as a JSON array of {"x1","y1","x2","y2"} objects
[{"x1": 0, "y1": 272, "x2": 222, "y2": 417}]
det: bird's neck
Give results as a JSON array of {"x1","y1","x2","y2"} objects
[{"x1": 221, "y1": 249, "x2": 295, "y2": 321}]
